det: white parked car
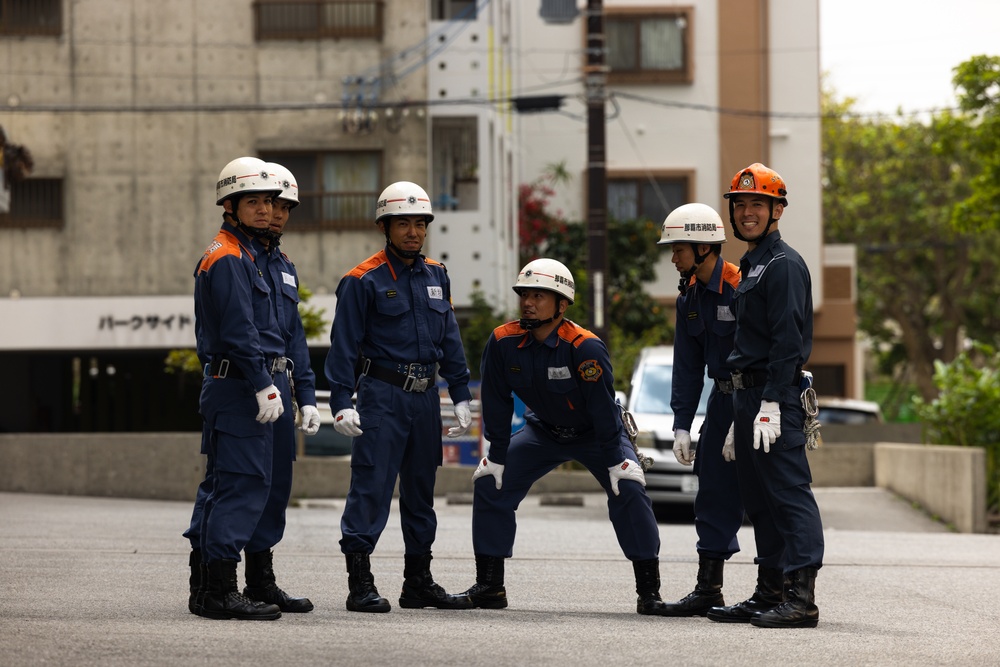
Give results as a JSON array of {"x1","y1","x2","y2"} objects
[{"x1": 623, "y1": 345, "x2": 712, "y2": 511}]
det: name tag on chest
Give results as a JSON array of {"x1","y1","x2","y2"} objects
[{"x1": 547, "y1": 366, "x2": 571, "y2": 380}]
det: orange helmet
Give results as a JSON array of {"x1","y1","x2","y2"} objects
[{"x1": 723, "y1": 163, "x2": 788, "y2": 206}]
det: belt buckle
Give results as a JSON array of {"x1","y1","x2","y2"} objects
[
  {"x1": 730, "y1": 371, "x2": 745, "y2": 390},
  {"x1": 403, "y1": 375, "x2": 429, "y2": 392},
  {"x1": 405, "y1": 362, "x2": 425, "y2": 379}
]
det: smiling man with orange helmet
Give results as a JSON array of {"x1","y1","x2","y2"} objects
[{"x1": 707, "y1": 163, "x2": 825, "y2": 629}]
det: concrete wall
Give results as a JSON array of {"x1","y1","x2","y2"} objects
[
  {"x1": 1, "y1": 432, "x2": 988, "y2": 533},
  {"x1": 0, "y1": 433, "x2": 600, "y2": 502},
  {"x1": 874, "y1": 443, "x2": 987, "y2": 534}
]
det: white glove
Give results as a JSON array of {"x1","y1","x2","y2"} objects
[
  {"x1": 722, "y1": 423, "x2": 736, "y2": 462},
  {"x1": 333, "y1": 408, "x2": 363, "y2": 437},
  {"x1": 672, "y1": 429, "x2": 694, "y2": 466},
  {"x1": 608, "y1": 459, "x2": 646, "y2": 496},
  {"x1": 254, "y1": 385, "x2": 284, "y2": 423},
  {"x1": 299, "y1": 405, "x2": 321, "y2": 435},
  {"x1": 447, "y1": 400, "x2": 472, "y2": 438},
  {"x1": 752, "y1": 400, "x2": 782, "y2": 453},
  {"x1": 472, "y1": 457, "x2": 505, "y2": 490}
]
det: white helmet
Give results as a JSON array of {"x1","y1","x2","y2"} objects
[
  {"x1": 658, "y1": 203, "x2": 727, "y2": 245},
  {"x1": 513, "y1": 258, "x2": 575, "y2": 304},
  {"x1": 265, "y1": 162, "x2": 298, "y2": 207},
  {"x1": 216, "y1": 156, "x2": 281, "y2": 205},
  {"x1": 375, "y1": 181, "x2": 434, "y2": 223}
]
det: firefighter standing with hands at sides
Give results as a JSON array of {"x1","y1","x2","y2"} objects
[
  {"x1": 707, "y1": 163, "x2": 824, "y2": 629},
  {"x1": 187, "y1": 156, "x2": 288, "y2": 621},
  {"x1": 185, "y1": 160, "x2": 320, "y2": 618},
  {"x1": 461, "y1": 258, "x2": 673, "y2": 615},
  {"x1": 324, "y1": 181, "x2": 474, "y2": 613},
  {"x1": 655, "y1": 203, "x2": 746, "y2": 617},
  {"x1": 237, "y1": 162, "x2": 321, "y2": 612}
]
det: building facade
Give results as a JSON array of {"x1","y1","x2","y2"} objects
[{"x1": 0, "y1": 0, "x2": 858, "y2": 433}]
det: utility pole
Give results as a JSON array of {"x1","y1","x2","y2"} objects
[{"x1": 584, "y1": 0, "x2": 608, "y2": 342}]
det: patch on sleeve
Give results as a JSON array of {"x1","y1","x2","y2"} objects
[{"x1": 577, "y1": 359, "x2": 603, "y2": 382}]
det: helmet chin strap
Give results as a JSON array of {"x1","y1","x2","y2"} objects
[
  {"x1": 519, "y1": 312, "x2": 563, "y2": 331},
  {"x1": 383, "y1": 227, "x2": 422, "y2": 259},
  {"x1": 678, "y1": 243, "x2": 712, "y2": 294}
]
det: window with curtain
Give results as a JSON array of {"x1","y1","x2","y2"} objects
[{"x1": 603, "y1": 8, "x2": 693, "y2": 85}]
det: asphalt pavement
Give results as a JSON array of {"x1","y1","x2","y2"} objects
[{"x1": 1, "y1": 487, "x2": 998, "y2": 666}]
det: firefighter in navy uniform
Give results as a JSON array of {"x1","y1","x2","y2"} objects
[
  {"x1": 655, "y1": 203, "x2": 746, "y2": 616},
  {"x1": 186, "y1": 156, "x2": 288, "y2": 621},
  {"x1": 324, "y1": 181, "x2": 474, "y2": 613},
  {"x1": 707, "y1": 163, "x2": 824, "y2": 629},
  {"x1": 460, "y1": 258, "x2": 672, "y2": 615},
  {"x1": 235, "y1": 162, "x2": 321, "y2": 613}
]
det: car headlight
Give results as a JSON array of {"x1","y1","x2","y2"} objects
[{"x1": 635, "y1": 430, "x2": 656, "y2": 449}]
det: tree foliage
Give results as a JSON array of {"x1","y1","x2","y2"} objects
[
  {"x1": 913, "y1": 343, "x2": 1000, "y2": 513},
  {"x1": 821, "y1": 80, "x2": 1000, "y2": 402},
  {"x1": 950, "y1": 55, "x2": 1000, "y2": 231}
]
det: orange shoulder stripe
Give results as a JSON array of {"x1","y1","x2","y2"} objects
[
  {"x1": 493, "y1": 321, "x2": 526, "y2": 340},
  {"x1": 722, "y1": 260, "x2": 741, "y2": 290},
  {"x1": 197, "y1": 230, "x2": 249, "y2": 275},
  {"x1": 347, "y1": 250, "x2": 391, "y2": 280},
  {"x1": 558, "y1": 320, "x2": 597, "y2": 348}
]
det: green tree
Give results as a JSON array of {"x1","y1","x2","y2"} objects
[
  {"x1": 821, "y1": 84, "x2": 1000, "y2": 402},
  {"x1": 913, "y1": 343, "x2": 1000, "y2": 514},
  {"x1": 950, "y1": 55, "x2": 1000, "y2": 232}
]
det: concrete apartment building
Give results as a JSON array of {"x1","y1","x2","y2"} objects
[{"x1": 0, "y1": 0, "x2": 859, "y2": 434}]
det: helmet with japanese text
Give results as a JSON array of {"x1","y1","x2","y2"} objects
[
  {"x1": 658, "y1": 203, "x2": 726, "y2": 245},
  {"x1": 215, "y1": 156, "x2": 282, "y2": 205},
  {"x1": 375, "y1": 181, "x2": 434, "y2": 224},
  {"x1": 513, "y1": 258, "x2": 575, "y2": 304},
  {"x1": 723, "y1": 162, "x2": 788, "y2": 206},
  {"x1": 264, "y1": 162, "x2": 299, "y2": 208}
]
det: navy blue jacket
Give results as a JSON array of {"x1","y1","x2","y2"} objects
[{"x1": 728, "y1": 231, "x2": 813, "y2": 403}]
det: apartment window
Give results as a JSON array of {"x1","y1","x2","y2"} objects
[
  {"x1": 261, "y1": 151, "x2": 381, "y2": 231},
  {"x1": 604, "y1": 7, "x2": 693, "y2": 85},
  {"x1": 0, "y1": 179, "x2": 64, "y2": 229},
  {"x1": 431, "y1": 0, "x2": 477, "y2": 21},
  {"x1": 607, "y1": 171, "x2": 691, "y2": 224},
  {"x1": 253, "y1": 1, "x2": 384, "y2": 41},
  {"x1": 0, "y1": 0, "x2": 61, "y2": 36},
  {"x1": 431, "y1": 117, "x2": 479, "y2": 211}
]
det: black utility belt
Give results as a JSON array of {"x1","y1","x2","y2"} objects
[
  {"x1": 204, "y1": 356, "x2": 290, "y2": 380},
  {"x1": 729, "y1": 367, "x2": 801, "y2": 391},
  {"x1": 359, "y1": 356, "x2": 436, "y2": 393},
  {"x1": 538, "y1": 420, "x2": 589, "y2": 442},
  {"x1": 715, "y1": 378, "x2": 735, "y2": 394}
]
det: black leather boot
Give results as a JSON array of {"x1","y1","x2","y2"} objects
[
  {"x1": 345, "y1": 553, "x2": 391, "y2": 613},
  {"x1": 188, "y1": 549, "x2": 203, "y2": 615},
  {"x1": 658, "y1": 556, "x2": 725, "y2": 617},
  {"x1": 243, "y1": 549, "x2": 314, "y2": 613},
  {"x1": 751, "y1": 567, "x2": 819, "y2": 628},
  {"x1": 460, "y1": 554, "x2": 508, "y2": 609},
  {"x1": 398, "y1": 553, "x2": 473, "y2": 609},
  {"x1": 198, "y1": 559, "x2": 281, "y2": 621},
  {"x1": 633, "y1": 558, "x2": 671, "y2": 615},
  {"x1": 707, "y1": 565, "x2": 783, "y2": 623}
]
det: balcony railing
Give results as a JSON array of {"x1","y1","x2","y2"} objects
[
  {"x1": 253, "y1": 0, "x2": 384, "y2": 41},
  {"x1": 290, "y1": 191, "x2": 377, "y2": 231}
]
